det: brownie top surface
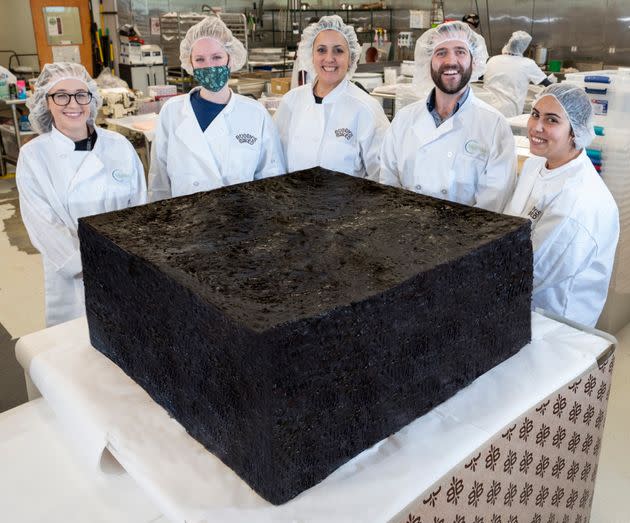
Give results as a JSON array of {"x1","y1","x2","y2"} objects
[{"x1": 81, "y1": 169, "x2": 529, "y2": 332}]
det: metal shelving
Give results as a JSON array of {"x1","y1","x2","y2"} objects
[
  {"x1": 160, "y1": 12, "x2": 206, "y2": 92},
  {"x1": 265, "y1": 8, "x2": 393, "y2": 48}
]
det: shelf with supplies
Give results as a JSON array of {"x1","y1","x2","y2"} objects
[
  {"x1": 159, "y1": 13, "x2": 207, "y2": 72},
  {"x1": 263, "y1": 8, "x2": 393, "y2": 48},
  {"x1": 0, "y1": 98, "x2": 36, "y2": 175}
]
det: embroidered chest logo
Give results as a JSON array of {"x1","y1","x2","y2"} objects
[
  {"x1": 335, "y1": 128, "x2": 353, "y2": 140},
  {"x1": 528, "y1": 206, "x2": 543, "y2": 221},
  {"x1": 111, "y1": 169, "x2": 130, "y2": 183},
  {"x1": 464, "y1": 139, "x2": 488, "y2": 158},
  {"x1": 235, "y1": 133, "x2": 257, "y2": 145}
]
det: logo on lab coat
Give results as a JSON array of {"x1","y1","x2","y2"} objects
[
  {"x1": 528, "y1": 205, "x2": 543, "y2": 221},
  {"x1": 334, "y1": 128, "x2": 353, "y2": 140},
  {"x1": 464, "y1": 140, "x2": 488, "y2": 159},
  {"x1": 111, "y1": 169, "x2": 131, "y2": 182},
  {"x1": 235, "y1": 133, "x2": 258, "y2": 145}
]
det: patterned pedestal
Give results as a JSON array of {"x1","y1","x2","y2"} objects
[{"x1": 392, "y1": 348, "x2": 615, "y2": 523}]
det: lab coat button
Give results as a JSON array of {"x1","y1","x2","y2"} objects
[
  {"x1": 193, "y1": 181, "x2": 199, "y2": 187},
  {"x1": 447, "y1": 152, "x2": 453, "y2": 158},
  {"x1": 441, "y1": 189, "x2": 447, "y2": 195},
  {"x1": 415, "y1": 184, "x2": 422, "y2": 191}
]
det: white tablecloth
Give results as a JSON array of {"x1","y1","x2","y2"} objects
[
  {"x1": 0, "y1": 398, "x2": 166, "y2": 522},
  {"x1": 14, "y1": 312, "x2": 613, "y2": 522}
]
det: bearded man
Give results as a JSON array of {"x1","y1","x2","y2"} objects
[{"x1": 380, "y1": 21, "x2": 516, "y2": 213}]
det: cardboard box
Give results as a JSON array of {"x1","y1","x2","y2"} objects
[{"x1": 270, "y1": 76, "x2": 291, "y2": 95}]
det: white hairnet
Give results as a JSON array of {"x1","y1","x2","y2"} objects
[
  {"x1": 502, "y1": 31, "x2": 532, "y2": 56},
  {"x1": 180, "y1": 16, "x2": 247, "y2": 75},
  {"x1": 296, "y1": 15, "x2": 362, "y2": 81},
  {"x1": 26, "y1": 62, "x2": 102, "y2": 136},
  {"x1": 535, "y1": 83, "x2": 595, "y2": 149},
  {"x1": 414, "y1": 21, "x2": 489, "y2": 83}
]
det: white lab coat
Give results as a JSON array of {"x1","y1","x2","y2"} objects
[
  {"x1": 379, "y1": 89, "x2": 516, "y2": 213},
  {"x1": 274, "y1": 79, "x2": 390, "y2": 181},
  {"x1": 504, "y1": 151, "x2": 619, "y2": 327},
  {"x1": 149, "y1": 88, "x2": 286, "y2": 202},
  {"x1": 483, "y1": 54, "x2": 547, "y2": 118},
  {"x1": 16, "y1": 126, "x2": 147, "y2": 327}
]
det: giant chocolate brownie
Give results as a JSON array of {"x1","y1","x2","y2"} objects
[{"x1": 78, "y1": 168, "x2": 532, "y2": 504}]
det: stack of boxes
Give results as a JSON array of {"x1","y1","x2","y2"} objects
[{"x1": 564, "y1": 71, "x2": 630, "y2": 292}]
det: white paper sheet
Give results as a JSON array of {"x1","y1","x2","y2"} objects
[
  {"x1": 16, "y1": 313, "x2": 612, "y2": 522},
  {"x1": 0, "y1": 399, "x2": 164, "y2": 523}
]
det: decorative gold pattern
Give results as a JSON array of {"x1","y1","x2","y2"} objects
[{"x1": 392, "y1": 352, "x2": 614, "y2": 523}]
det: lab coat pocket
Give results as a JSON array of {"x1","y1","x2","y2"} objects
[
  {"x1": 327, "y1": 138, "x2": 360, "y2": 176},
  {"x1": 175, "y1": 172, "x2": 219, "y2": 195},
  {"x1": 452, "y1": 153, "x2": 485, "y2": 205},
  {"x1": 105, "y1": 168, "x2": 135, "y2": 210},
  {"x1": 228, "y1": 145, "x2": 260, "y2": 184}
]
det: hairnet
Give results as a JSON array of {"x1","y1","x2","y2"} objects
[
  {"x1": 535, "y1": 83, "x2": 595, "y2": 149},
  {"x1": 26, "y1": 62, "x2": 102, "y2": 136},
  {"x1": 502, "y1": 30, "x2": 532, "y2": 56},
  {"x1": 179, "y1": 16, "x2": 247, "y2": 75},
  {"x1": 414, "y1": 21, "x2": 489, "y2": 84},
  {"x1": 296, "y1": 15, "x2": 362, "y2": 81}
]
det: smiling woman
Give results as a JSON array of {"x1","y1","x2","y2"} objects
[
  {"x1": 273, "y1": 15, "x2": 390, "y2": 181},
  {"x1": 16, "y1": 62, "x2": 147, "y2": 327},
  {"x1": 45, "y1": 79, "x2": 93, "y2": 141},
  {"x1": 312, "y1": 30, "x2": 350, "y2": 98},
  {"x1": 504, "y1": 84, "x2": 619, "y2": 327}
]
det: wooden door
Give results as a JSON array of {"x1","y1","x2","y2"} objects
[{"x1": 30, "y1": 0, "x2": 93, "y2": 75}]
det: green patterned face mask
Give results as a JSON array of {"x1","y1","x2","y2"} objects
[{"x1": 193, "y1": 65, "x2": 231, "y2": 92}]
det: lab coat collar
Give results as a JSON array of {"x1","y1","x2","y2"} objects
[
  {"x1": 187, "y1": 86, "x2": 237, "y2": 117},
  {"x1": 175, "y1": 88, "x2": 229, "y2": 173},
  {"x1": 538, "y1": 150, "x2": 589, "y2": 180},
  {"x1": 411, "y1": 87, "x2": 476, "y2": 148},
  {"x1": 310, "y1": 78, "x2": 349, "y2": 105},
  {"x1": 50, "y1": 125, "x2": 86, "y2": 154},
  {"x1": 49, "y1": 124, "x2": 106, "y2": 154}
]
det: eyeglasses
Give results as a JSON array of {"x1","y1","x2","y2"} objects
[{"x1": 46, "y1": 91, "x2": 93, "y2": 106}]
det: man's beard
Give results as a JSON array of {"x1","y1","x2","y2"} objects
[{"x1": 431, "y1": 62, "x2": 473, "y2": 94}]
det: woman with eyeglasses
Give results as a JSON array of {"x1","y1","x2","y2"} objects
[{"x1": 16, "y1": 62, "x2": 147, "y2": 327}]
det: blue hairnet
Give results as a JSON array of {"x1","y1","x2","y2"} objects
[
  {"x1": 502, "y1": 31, "x2": 532, "y2": 56},
  {"x1": 415, "y1": 21, "x2": 489, "y2": 83},
  {"x1": 536, "y1": 83, "x2": 595, "y2": 149},
  {"x1": 296, "y1": 15, "x2": 362, "y2": 81},
  {"x1": 26, "y1": 62, "x2": 102, "y2": 136}
]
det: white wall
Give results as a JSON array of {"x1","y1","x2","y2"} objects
[{"x1": 0, "y1": 0, "x2": 37, "y2": 70}]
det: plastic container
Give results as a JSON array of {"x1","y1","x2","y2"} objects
[
  {"x1": 383, "y1": 67, "x2": 398, "y2": 85},
  {"x1": 16, "y1": 80, "x2": 27, "y2": 99},
  {"x1": 547, "y1": 59, "x2": 563, "y2": 72},
  {"x1": 19, "y1": 115, "x2": 31, "y2": 132},
  {"x1": 563, "y1": 73, "x2": 630, "y2": 128}
]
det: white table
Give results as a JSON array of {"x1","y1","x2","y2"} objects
[
  {"x1": 105, "y1": 113, "x2": 157, "y2": 161},
  {"x1": 13, "y1": 312, "x2": 614, "y2": 522}
]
